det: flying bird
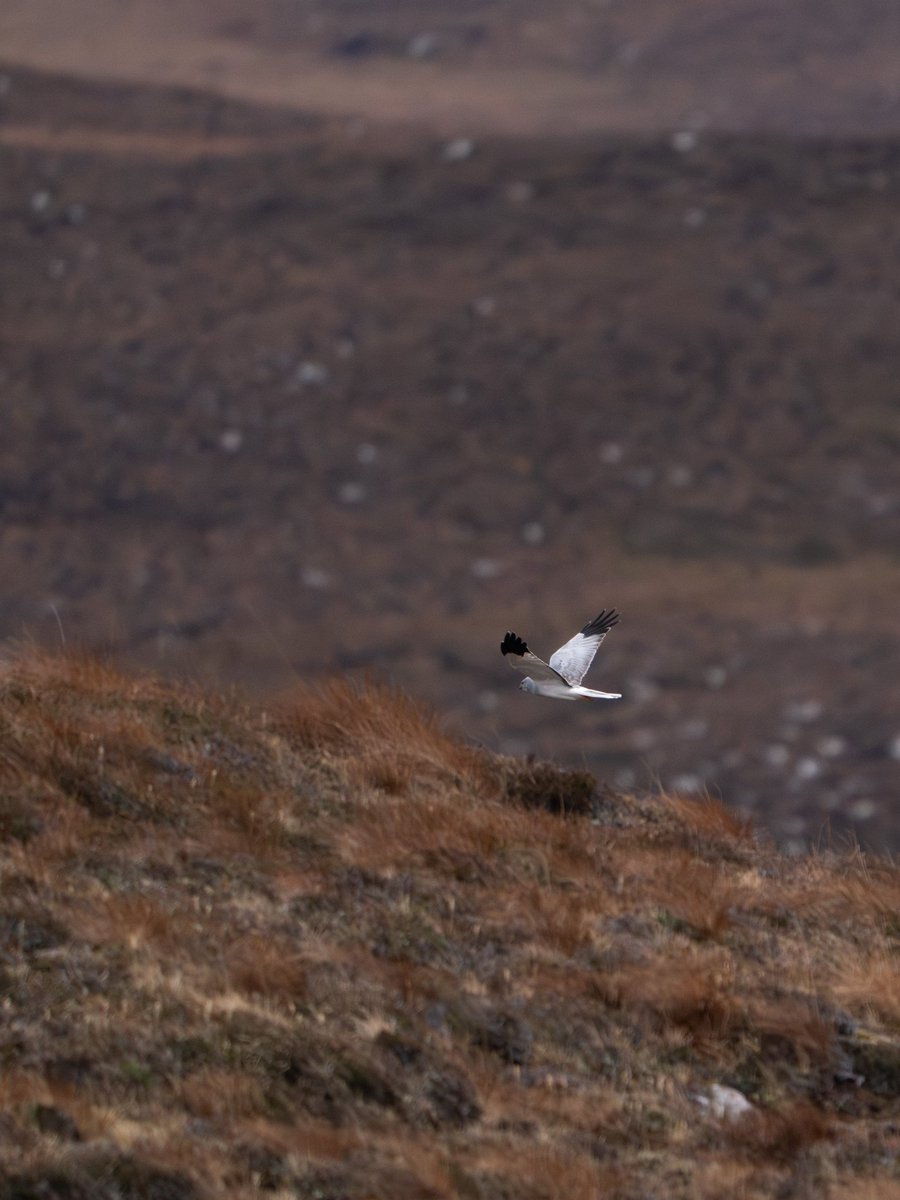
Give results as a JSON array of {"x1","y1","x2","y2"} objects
[{"x1": 500, "y1": 610, "x2": 622, "y2": 701}]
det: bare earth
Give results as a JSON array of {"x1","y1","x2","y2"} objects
[{"x1": 1, "y1": 2, "x2": 899, "y2": 851}]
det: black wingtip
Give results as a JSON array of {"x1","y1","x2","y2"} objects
[
  {"x1": 500, "y1": 631, "x2": 529, "y2": 657},
  {"x1": 582, "y1": 608, "x2": 620, "y2": 637}
]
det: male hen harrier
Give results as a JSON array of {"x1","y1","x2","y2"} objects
[{"x1": 500, "y1": 610, "x2": 621, "y2": 701}]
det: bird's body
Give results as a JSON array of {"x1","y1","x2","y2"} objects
[{"x1": 500, "y1": 610, "x2": 621, "y2": 701}]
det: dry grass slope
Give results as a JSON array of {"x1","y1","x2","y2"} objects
[{"x1": 0, "y1": 649, "x2": 897, "y2": 1199}]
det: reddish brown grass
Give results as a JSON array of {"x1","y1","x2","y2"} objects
[
  {"x1": 276, "y1": 676, "x2": 491, "y2": 795},
  {"x1": 595, "y1": 956, "x2": 738, "y2": 1042},
  {"x1": 745, "y1": 998, "x2": 834, "y2": 1064},
  {"x1": 70, "y1": 891, "x2": 197, "y2": 954},
  {"x1": 831, "y1": 954, "x2": 900, "y2": 1026},
  {"x1": 663, "y1": 791, "x2": 756, "y2": 845},
  {"x1": 478, "y1": 1142, "x2": 623, "y2": 1200},
  {"x1": 177, "y1": 1069, "x2": 268, "y2": 1120},
  {"x1": 727, "y1": 1100, "x2": 833, "y2": 1159},
  {"x1": 224, "y1": 933, "x2": 308, "y2": 1000},
  {"x1": 627, "y1": 848, "x2": 744, "y2": 939}
]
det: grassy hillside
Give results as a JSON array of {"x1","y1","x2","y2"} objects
[{"x1": 0, "y1": 650, "x2": 897, "y2": 1199}]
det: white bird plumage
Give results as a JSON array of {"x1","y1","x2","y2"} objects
[{"x1": 500, "y1": 610, "x2": 622, "y2": 701}]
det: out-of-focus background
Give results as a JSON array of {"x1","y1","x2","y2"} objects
[{"x1": 1, "y1": 0, "x2": 898, "y2": 851}]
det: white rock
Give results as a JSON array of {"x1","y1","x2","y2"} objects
[
  {"x1": 338, "y1": 482, "x2": 366, "y2": 505},
  {"x1": 763, "y1": 744, "x2": 790, "y2": 767},
  {"x1": 599, "y1": 442, "x2": 624, "y2": 465},
  {"x1": 683, "y1": 207, "x2": 707, "y2": 229},
  {"x1": 697, "y1": 1084, "x2": 753, "y2": 1121},
  {"x1": 847, "y1": 798, "x2": 877, "y2": 821},
  {"x1": 521, "y1": 521, "x2": 545, "y2": 546},
  {"x1": 672, "y1": 129, "x2": 699, "y2": 153},
  {"x1": 356, "y1": 442, "x2": 378, "y2": 464},
  {"x1": 295, "y1": 361, "x2": 330, "y2": 386},
  {"x1": 219, "y1": 428, "x2": 243, "y2": 453},
  {"x1": 408, "y1": 32, "x2": 440, "y2": 58},
  {"x1": 816, "y1": 735, "x2": 847, "y2": 758},
  {"x1": 667, "y1": 464, "x2": 693, "y2": 487},
  {"x1": 443, "y1": 137, "x2": 475, "y2": 162},
  {"x1": 794, "y1": 757, "x2": 822, "y2": 782},
  {"x1": 301, "y1": 567, "x2": 330, "y2": 590},
  {"x1": 671, "y1": 773, "x2": 703, "y2": 794},
  {"x1": 784, "y1": 698, "x2": 823, "y2": 723},
  {"x1": 471, "y1": 558, "x2": 501, "y2": 580},
  {"x1": 704, "y1": 665, "x2": 727, "y2": 689}
]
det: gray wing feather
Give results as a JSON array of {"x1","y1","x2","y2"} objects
[
  {"x1": 508, "y1": 649, "x2": 570, "y2": 687},
  {"x1": 548, "y1": 609, "x2": 619, "y2": 685}
]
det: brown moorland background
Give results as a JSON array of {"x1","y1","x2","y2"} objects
[
  {"x1": 0, "y1": 651, "x2": 898, "y2": 1198},
  {"x1": 1, "y1": 0, "x2": 899, "y2": 850},
  {"x1": 1, "y1": 5, "x2": 900, "y2": 1186}
]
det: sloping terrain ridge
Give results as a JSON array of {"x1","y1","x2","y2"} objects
[{"x1": 0, "y1": 652, "x2": 897, "y2": 1198}]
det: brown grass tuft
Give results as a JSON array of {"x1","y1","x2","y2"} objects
[
  {"x1": 72, "y1": 891, "x2": 194, "y2": 953},
  {"x1": 478, "y1": 1143, "x2": 620, "y2": 1200},
  {"x1": 831, "y1": 954, "x2": 900, "y2": 1026},
  {"x1": 746, "y1": 998, "x2": 834, "y2": 1064},
  {"x1": 663, "y1": 790, "x2": 755, "y2": 844},
  {"x1": 728, "y1": 1100, "x2": 833, "y2": 1159},
  {"x1": 177, "y1": 1068, "x2": 268, "y2": 1119},
  {"x1": 225, "y1": 933, "x2": 308, "y2": 1000},
  {"x1": 638, "y1": 849, "x2": 742, "y2": 939},
  {"x1": 273, "y1": 678, "x2": 518, "y2": 829},
  {"x1": 596, "y1": 957, "x2": 737, "y2": 1041}
]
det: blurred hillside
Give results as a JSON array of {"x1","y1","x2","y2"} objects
[
  {"x1": 1, "y1": 2, "x2": 899, "y2": 851},
  {"x1": 3, "y1": 0, "x2": 900, "y2": 136},
  {"x1": 0, "y1": 651, "x2": 898, "y2": 1198}
]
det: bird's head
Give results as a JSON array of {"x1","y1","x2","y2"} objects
[{"x1": 519, "y1": 677, "x2": 537, "y2": 694}]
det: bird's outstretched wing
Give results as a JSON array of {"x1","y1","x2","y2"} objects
[
  {"x1": 548, "y1": 609, "x2": 619, "y2": 686},
  {"x1": 500, "y1": 631, "x2": 571, "y2": 688}
]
